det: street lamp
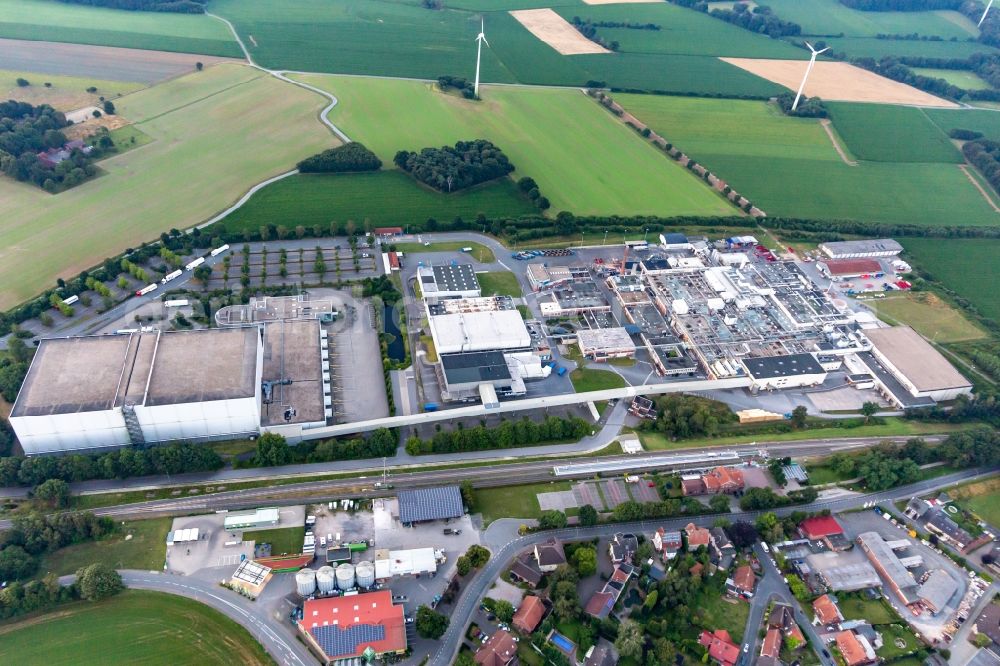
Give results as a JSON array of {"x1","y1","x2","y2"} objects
[
  {"x1": 603, "y1": 230, "x2": 608, "y2": 246},
  {"x1": 643, "y1": 227, "x2": 649, "y2": 242}
]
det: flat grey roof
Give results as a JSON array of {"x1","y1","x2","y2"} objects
[
  {"x1": 857, "y1": 351, "x2": 935, "y2": 409},
  {"x1": 819, "y1": 239, "x2": 902, "y2": 256},
  {"x1": 743, "y1": 353, "x2": 824, "y2": 379},
  {"x1": 857, "y1": 532, "x2": 919, "y2": 600},
  {"x1": 865, "y1": 326, "x2": 971, "y2": 393},
  {"x1": 260, "y1": 320, "x2": 324, "y2": 426},
  {"x1": 12, "y1": 328, "x2": 260, "y2": 417},
  {"x1": 577, "y1": 327, "x2": 636, "y2": 351},
  {"x1": 441, "y1": 351, "x2": 511, "y2": 386},
  {"x1": 918, "y1": 569, "x2": 958, "y2": 612}
]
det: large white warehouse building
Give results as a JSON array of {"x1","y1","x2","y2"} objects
[{"x1": 11, "y1": 327, "x2": 264, "y2": 455}]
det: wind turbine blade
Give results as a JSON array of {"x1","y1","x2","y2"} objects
[
  {"x1": 817, "y1": 47, "x2": 830, "y2": 55},
  {"x1": 805, "y1": 41, "x2": 814, "y2": 52},
  {"x1": 483, "y1": 36, "x2": 490, "y2": 47}
]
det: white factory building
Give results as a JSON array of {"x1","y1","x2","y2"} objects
[
  {"x1": 427, "y1": 309, "x2": 531, "y2": 354},
  {"x1": 11, "y1": 328, "x2": 263, "y2": 455},
  {"x1": 862, "y1": 326, "x2": 972, "y2": 403},
  {"x1": 818, "y1": 239, "x2": 903, "y2": 259}
]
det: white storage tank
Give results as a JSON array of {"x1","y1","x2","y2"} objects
[
  {"x1": 316, "y1": 566, "x2": 337, "y2": 594},
  {"x1": 296, "y1": 568, "x2": 316, "y2": 596},
  {"x1": 355, "y1": 561, "x2": 375, "y2": 589},
  {"x1": 336, "y1": 563, "x2": 356, "y2": 590}
]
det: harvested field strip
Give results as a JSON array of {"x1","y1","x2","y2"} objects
[
  {"x1": 959, "y1": 165, "x2": 1000, "y2": 213},
  {"x1": 1, "y1": 68, "x2": 143, "y2": 112},
  {"x1": 510, "y1": 8, "x2": 610, "y2": 55},
  {"x1": 820, "y1": 119, "x2": 857, "y2": 166}
]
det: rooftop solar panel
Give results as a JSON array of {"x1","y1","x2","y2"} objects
[
  {"x1": 397, "y1": 486, "x2": 464, "y2": 524},
  {"x1": 313, "y1": 623, "x2": 385, "y2": 659}
]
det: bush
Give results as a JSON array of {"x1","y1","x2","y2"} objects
[
  {"x1": 15, "y1": 78, "x2": 29, "y2": 87},
  {"x1": 394, "y1": 139, "x2": 514, "y2": 192},
  {"x1": 775, "y1": 92, "x2": 827, "y2": 118},
  {"x1": 297, "y1": 142, "x2": 382, "y2": 173}
]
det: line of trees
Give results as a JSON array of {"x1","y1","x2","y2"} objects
[
  {"x1": 56, "y1": 0, "x2": 207, "y2": 12},
  {"x1": 0, "y1": 511, "x2": 115, "y2": 582},
  {"x1": 0, "y1": 561, "x2": 123, "y2": 622},
  {"x1": 569, "y1": 18, "x2": 621, "y2": 51},
  {"x1": 394, "y1": 140, "x2": 514, "y2": 193},
  {"x1": 963, "y1": 137, "x2": 1000, "y2": 197},
  {"x1": 404, "y1": 416, "x2": 591, "y2": 455},
  {"x1": 297, "y1": 142, "x2": 382, "y2": 173},
  {"x1": 708, "y1": 3, "x2": 802, "y2": 38},
  {"x1": 243, "y1": 429, "x2": 398, "y2": 468}
]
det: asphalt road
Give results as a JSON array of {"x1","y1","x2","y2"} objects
[{"x1": 429, "y1": 467, "x2": 994, "y2": 666}]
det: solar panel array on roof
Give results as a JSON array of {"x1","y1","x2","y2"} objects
[
  {"x1": 397, "y1": 486, "x2": 464, "y2": 524},
  {"x1": 432, "y1": 264, "x2": 479, "y2": 293},
  {"x1": 313, "y1": 623, "x2": 385, "y2": 659}
]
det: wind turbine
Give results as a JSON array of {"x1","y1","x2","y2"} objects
[
  {"x1": 474, "y1": 18, "x2": 489, "y2": 99},
  {"x1": 792, "y1": 42, "x2": 829, "y2": 112},
  {"x1": 980, "y1": 0, "x2": 994, "y2": 28}
]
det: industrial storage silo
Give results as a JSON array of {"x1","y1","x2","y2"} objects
[
  {"x1": 316, "y1": 566, "x2": 336, "y2": 594},
  {"x1": 296, "y1": 567, "x2": 316, "y2": 596},
  {"x1": 355, "y1": 561, "x2": 375, "y2": 589},
  {"x1": 336, "y1": 563, "x2": 356, "y2": 591}
]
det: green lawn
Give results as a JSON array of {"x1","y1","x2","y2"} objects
[
  {"x1": 107, "y1": 125, "x2": 154, "y2": 155},
  {"x1": 806, "y1": 463, "x2": 854, "y2": 486},
  {"x1": 246, "y1": 526, "x2": 303, "y2": 556},
  {"x1": 556, "y1": 618, "x2": 596, "y2": 654},
  {"x1": 876, "y1": 623, "x2": 921, "y2": 660},
  {"x1": 927, "y1": 106, "x2": 1000, "y2": 140},
  {"x1": 1, "y1": 69, "x2": 144, "y2": 111},
  {"x1": 826, "y1": 103, "x2": 962, "y2": 164},
  {"x1": 617, "y1": 94, "x2": 1000, "y2": 227},
  {"x1": 221, "y1": 172, "x2": 534, "y2": 238},
  {"x1": 477, "y1": 271, "x2": 522, "y2": 297},
  {"x1": 838, "y1": 594, "x2": 899, "y2": 625},
  {"x1": 913, "y1": 68, "x2": 993, "y2": 91},
  {"x1": 570, "y1": 368, "x2": 627, "y2": 393},
  {"x1": 0, "y1": 590, "x2": 274, "y2": 665},
  {"x1": 36, "y1": 518, "x2": 169, "y2": 578},
  {"x1": 395, "y1": 241, "x2": 498, "y2": 264},
  {"x1": 866, "y1": 292, "x2": 987, "y2": 344},
  {"x1": 964, "y1": 492, "x2": 1000, "y2": 526},
  {"x1": 297, "y1": 75, "x2": 736, "y2": 218},
  {"x1": 0, "y1": 0, "x2": 240, "y2": 56},
  {"x1": 763, "y1": 0, "x2": 978, "y2": 39},
  {"x1": 697, "y1": 587, "x2": 750, "y2": 639},
  {"x1": 901, "y1": 238, "x2": 1000, "y2": 320},
  {"x1": 0, "y1": 63, "x2": 333, "y2": 309},
  {"x1": 475, "y1": 481, "x2": 571, "y2": 525}
]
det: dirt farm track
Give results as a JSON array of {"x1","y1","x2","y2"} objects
[{"x1": 0, "y1": 38, "x2": 238, "y2": 84}]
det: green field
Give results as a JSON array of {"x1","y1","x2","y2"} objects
[
  {"x1": 220, "y1": 172, "x2": 535, "y2": 236},
  {"x1": 0, "y1": 590, "x2": 274, "y2": 665},
  {"x1": 0, "y1": 0, "x2": 240, "y2": 56},
  {"x1": 396, "y1": 241, "x2": 497, "y2": 263},
  {"x1": 36, "y1": 518, "x2": 169, "y2": 578},
  {"x1": 0, "y1": 63, "x2": 332, "y2": 309},
  {"x1": 866, "y1": 292, "x2": 987, "y2": 344},
  {"x1": 569, "y1": 368, "x2": 627, "y2": 393},
  {"x1": 913, "y1": 67, "x2": 993, "y2": 91},
  {"x1": 827, "y1": 103, "x2": 962, "y2": 163},
  {"x1": 304, "y1": 75, "x2": 734, "y2": 218},
  {"x1": 475, "y1": 480, "x2": 571, "y2": 524},
  {"x1": 476, "y1": 271, "x2": 522, "y2": 297},
  {"x1": 617, "y1": 94, "x2": 1000, "y2": 226},
  {"x1": 763, "y1": 0, "x2": 977, "y2": 39},
  {"x1": 901, "y1": 238, "x2": 1000, "y2": 320},
  {"x1": 247, "y1": 526, "x2": 303, "y2": 556},
  {"x1": 1, "y1": 69, "x2": 144, "y2": 111},
  {"x1": 926, "y1": 107, "x2": 1000, "y2": 140},
  {"x1": 821, "y1": 36, "x2": 999, "y2": 59}
]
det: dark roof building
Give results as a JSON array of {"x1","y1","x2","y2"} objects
[
  {"x1": 925, "y1": 509, "x2": 973, "y2": 550},
  {"x1": 583, "y1": 639, "x2": 617, "y2": 666},
  {"x1": 973, "y1": 601, "x2": 1000, "y2": 647},
  {"x1": 440, "y1": 351, "x2": 512, "y2": 386},
  {"x1": 609, "y1": 533, "x2": 638, "y2": 564},
  {"x1": 743, "y1": 353, "x2": 826, "y2": 381},
  {"x1": 509, "y1": 551, "x2": 542, "y2": 586},
  {"x1": 397, "y1": 486, "x2": 464, "y2": 524},
  {"x1": 584, "y1": 564, "x2": 635, "y2": 619},
  {"x1": 534, "y1": 537, "x2": 567, "y2": 572}
]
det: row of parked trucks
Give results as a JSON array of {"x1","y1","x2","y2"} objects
[{"x1": 134, "y1": 244, "x2": 229, "y2": 296}]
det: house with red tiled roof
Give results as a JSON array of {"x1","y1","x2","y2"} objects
[
  {"x1": 762, "y1": 628, "x2": 782, "y2": 659},
  {"x1": 685, "y1": 523, "x2": 711, "y2": 551},
  {"x1": 475, "y1": 629, "x2": 518, "y2": 666},
  {"x1": 836, "y1": 629, "x2": 877, "y2": 666},
  {"x1": 513, "y1": 595, "x2": 545, "y2": 634},
  {"x1": 699, "y1": 628, "x2": 739, "y2": 666},
  {"x1": 727, "y1": 564, "x2": 756, "y2": 598},
  {"x1": 703, "y1": 466, "x2": 745, "y2": 494},
  {"x1": 681, "y1": 475, "x2": 706, "y2": 496},
  {"x1": 298, "y1": 590, "x2": 407, "y2": 664},
  {"x1": 813, "y1": 594, "x2": 844, "y2": 627}
]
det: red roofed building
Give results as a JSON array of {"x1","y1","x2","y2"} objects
[
  {"x1": 761, "y1": 628, "x2": 782, "y2": 658},
  {"x1": 298, "y1": 590, "x2": 406, "y2": 664},
  {"x1": 799, "y1": 515, "x2": 850, "y2": 551},
  {"x1": 728, "y1": 564, "x2": 756, "y2": 597},
  {"x1": 702, "y1": 467, "x2": 745, "y2": 494},
  {"x1": 681, "y1": 476, "x2": 707, "y2": 496},
  {"x1": 475, "y1": 629, "x2": 518, "y2": 666},
  {"x1": 836, "y1": 630, "x2": 876, "y2": 666},
  {"x1": 374, "y1": 227, "x2": 403, "y2": 237},
  {"x1": 818, "y1": 258, "x2": 882, "y2": 278},
  {"x1": 513, "y1": 595, "x2": 545, "y2": 634},
  {"x1": 699, "y1": 629, "x2": 740, "y2": 666},
  {"x1": 686, "y1": 523, "x2": 711, "y2": 551},
  {"x1": 813, "y1": 594, "x2": 844, "y2": 627}
]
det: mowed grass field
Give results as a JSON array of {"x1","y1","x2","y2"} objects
[
  {"x1": 616, "y1": 94, "x2": 1000, "y2": 227},
  {"x1": 36, "y1": 518, "x2": 169, "y2": 577},
  {"x1": 913, "y1": 68, "x2": 993, "y2": 91},
  {"x1": 820, "y1": 36, "x2": 999, "y2": 60},
  {"x1": 0, "y1": 63, "x2": 333, "y2": 308},
  {"x1": 866, "y1": 292, "x2": 987, "y2": 344},
  {"x1": 304, "y1": 75, "x2": 734, "y2": 217},
  {"x1": 220, "y1": 171, "x2": 536, "y2": 234},
  {"x1": 0, "y1": 590, "x2": 274, "y2": 666},
  {"x1": 0, "y1": 0, "x2": 240, "y2": 57},
  {"x1": 826, "y1": 103, "x2": 962, "y2": 163},
  {"x1": 901, "y1": 238, "x2": 1000, "y2": 321},
  {"x1": 1, "y1": 70, "x2": 144, "y2": 111},
  {"x1": 926, "y1": 107, "x2": 1000, "y2": 139},
  {"x1": 763, "y1": 0, "x2": 977, "y2": 39}
]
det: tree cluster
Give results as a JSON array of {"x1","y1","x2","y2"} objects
[
  {"x1": 0, "y1": 441, "x2": 224, "y2": 487},
  {"x1": 516, "y1": 176, "x2": 550, "y2": 211},
  {"x1": 569, "y1": 18, "x2": 621, "y2": 51},
  {"x1": 55, "y1": 0, "x2": 208, "y2": 12},
  {"x1": 437, "y1": 75, "x2": 476, "y2": 99},
  {"x1": 0, "y1": 511, "x2": 114, "y2": 582},
  {"x1": 775, "y1": 91, "x2": 828, "y2": 118},
  {"x1": 415, "y1": 605, "x2": 449, "y2": 639},
  {"x1": 708, "y1": 3, "x2": 802, "y2": 38},
  {"x1": 0, "y1": 100, "x2": 99, "y2": 192},
  {"x1": 963, "y1": 137, "x2": 1000, "y2": 198},
  {"x1": 297, "y1": 142, "x2": 382, "y2": 173},
  {"x1": 637, "y1": 394, "x2": 737, "y2": 440},
  {"x1": 393, "y1": 140, "x2": 514, "y2": 192},
  {"x1": 404, "y1": 416, "x2": 590, "y2": 455},
  {"x1": 739, "y1": 486, "x2": 818, "y2": 510},
  {"x1": 246, "y1": 429, "x2": 398, "y2": 468},
  {"x1": 456, "y1": 544, "x2": 490, "y2": 575}
]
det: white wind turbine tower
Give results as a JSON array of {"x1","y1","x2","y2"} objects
[
  {"x1": 792, "y1": 42, "x2": 829, "y2": 111},
  {"x1": 980, "y1": 0, "x2": 994, "y2": 28},
  {"x1": 474, "y1": 18, "x2": 489, "y2": 99}
]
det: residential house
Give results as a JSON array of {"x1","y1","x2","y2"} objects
[
  {"x1": 628, "y1": 396, "x2": 656, "y2": 420},
  {"x1": 512, "y1": 595, "x2": 545, "y2": 635},
  {"x1": 727, "y1": 565, "x2": 756, "y2": 598},
  {"x1": 757, "y1": 658, "x2": 784, "y2": 666},
  {"x1": 925, "y1": 509, "x2": 973, "y2": 552},
  {"x1": 703, "y1": 466, "x2": 745, "y2": 495},
  {"x1": 534, "y1": 538, "x2": 566, "y2": 573},
  {"x1": 769, "y1": 603, "x2": 806, "y2": 647},
  {"x1": 509, "y1": 551, "x2": 543, "y2": 587},
  {"x1": 584, "y1": 563, "x2": 635, "y2": 619},
  {"x1": 685, "y1": 523, "x2": 711, "y2": 551},
  {"x1": 475, "y1": 629, "x2": 519, "y2": 666},
  {"x1": 652, "y1": 528, "x2": 682, "y2": 560},
  {"x1": 698, "y1": 629, "x2": 740, "y2": 666},
  {"x1": 710, "y1": 527, "x2": 735, "y2": 569},
  {"x1": 835, "y1": 629, "x2": 877, "y2": 666},
  {"x1": 36, "y1": 139, "x2": 92, "y2": 168},
  {"x1": 972, "y1": 602, "x2": 1000, "y2": 648},
  {"x1": 812, "y1": 594, "x2": 844, "y2": 628},
  {"x1": 761, "y1": 628, "x2": 782, "y2": 659},
  {"x1": 984, "y1": 544, "x2": 1000, "y2": 577},
  {"x1": 799, "y1": 515, "x2": 851, "y2": 551},
  {"x1": 609, "y1": 533, "x2": 638, "y2": 564},
  {"x1": 681, "y1": 475, "x2": 706, "y2": 496},
  {"x1": 583, "y1": 639, "x2": 617, "y2": 666}
]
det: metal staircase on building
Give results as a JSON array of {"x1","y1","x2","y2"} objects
[{"x1": 122, "y1": 401, "x2": 145, "y2": 446}]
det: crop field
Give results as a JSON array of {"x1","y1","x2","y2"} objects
[
  {"x1": 617, "y1": 94, "x2": 1000, "y2": 226},
  {"x1": 926, "y1": 107, "x2": 1000, "y2": 139},
  {"x1": 762, "y1": 0, "x2": 977, "y2": 40},
  {"x1": 866, "y1": 293, "x2": 987, "y2": 344},
  {"x1": 0, "y1": 590, "x2": 274, "y2": 666},
  {"x1": 220, "y1": 171, "x2": 535, "y2": 235},
  {"x1": 901, "y1": 238, "x2": 1000, "y2": 321},
  {"x1": 1, "y1": 69, "x2": 143, "y2": 111},
  {"x1": 821, "y1": 36, "x2": 999, "y2": 60},
  {"x1": 302, "y1": 75, "x2": 734, "y2": 217},
  {"x1": 0, "y1": 0, "x2": 240, "y2": 57},
  {"x1": 826, "y1": 103, "x2": 961, "y2": 164},
  {"x1": 912, "y1": 67, "x2": 992, "y2": 91},
  {"x1": 0, "y1": 64, "x2": 332, "y2": 309}
]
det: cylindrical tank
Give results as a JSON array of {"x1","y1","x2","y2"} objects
[
  {"x1": 296, "y1": 568, "x2": 316, "y2": 596},
  {"x1": 336, "y1": 563, "x2": 356, "y2": 591},
  {"x1": 316, "y1": 566, "x2": 336, "y2": 594},
  {"x1": 355, "y1": 561, "x2": 375, "y2": 589}
]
